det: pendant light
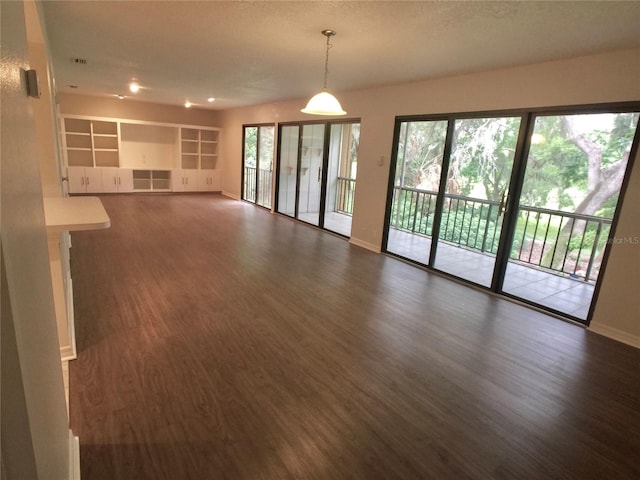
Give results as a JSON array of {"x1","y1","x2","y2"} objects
[{"x1": 301, "y1": 30, "x2": 347, "y2": 116}]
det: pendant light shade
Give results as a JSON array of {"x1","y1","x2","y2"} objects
[
  {"x1": 301, "y1": 90, "x2": 346, "y2": 116},
  {"x1": 301, "y1": 30, "x2": 347, "y2": 116}
]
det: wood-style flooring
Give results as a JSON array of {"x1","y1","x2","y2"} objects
[{"x1": 69, "y1": 194, "x2": 640, "y2": 480}]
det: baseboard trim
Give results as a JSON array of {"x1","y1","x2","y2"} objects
[
  {"x1": 69, "y1": 430, "x2": 80, "y2": 480},
  {"x1": 222, "y1": 190, "x2": 240, "y2": 200},
  {"x1": 349, "y1": 237, "x2": 381, "y2": 253},
  {"x1": 588, "y1": 323, "x2": 640, "y2": 349},
  {"x1": 60, "y1": 345, "x2": 76, "y2": 361}
]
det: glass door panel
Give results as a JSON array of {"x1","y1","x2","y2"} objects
[
  {"x1": 257, "y1": 126, "x2": 275, "y2": 208},
  {"x1": 277, "y1": 125, "x2": 300, "y2": 217},
  {"x1": 242, "y1": 126, "x2": 257, "y2": 202},
  {"x1": 324, "y1": 123, "x2": 360, "y2": 237},
  {"x1": 433, "y1": 117, "x2": 521, "y2": 287},
  {"x1": 386, "y1": 120, "x2": 448, "y2": 264},
  {"x1": 297, "y1": 124, "x2": 325, "y2": 226},
  {"x1": 503, "y1": 112, "x2": 639, "y2": 321}
]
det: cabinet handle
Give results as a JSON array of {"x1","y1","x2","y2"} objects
[
  {"x1": 86, "y1": 176, "x2": 90, "y2": 185},
  {"x1": 81, "y1": 176, "x2": 84, "y2": 185},
  {"x1": 118, "y1": 177, "x2": 121, "y2": 185},
  {"x1": 114, "y1": 177, "x2": 117, "y2": 185}
]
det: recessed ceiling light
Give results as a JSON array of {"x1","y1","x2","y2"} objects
[
  {"x1": 129, "y1": 82, "x2": 140, "y2": 93},
  {"x1": 185, "y1": 101, "x2": 192, "y2": 108},
  {"x1": 207, "y1": 97, "x2": 215, "y2": 103},
  {"x1": 117, "y1": 95, "x2": 125, "y2": 100}
]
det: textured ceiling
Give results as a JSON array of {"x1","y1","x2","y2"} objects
[{"x1": 41, "y1": 1, "x2": 640, "y2": 110}]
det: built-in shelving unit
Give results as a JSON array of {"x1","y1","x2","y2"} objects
[
  {"x1": 180, "y1": 127, "x2": 219, "y2": 170},
  {"x1": 62, "y1": 115, "x2": 221, "y2": 194},
  {"x1": 132, "y1": 170, "x2": 172, "y2": 192},
  {"x1": 64, "y1": 118, "x2": 120, "y2": 168},
  {"x1": 200, "y1": 129, "x2": 219, "y2": 170}
]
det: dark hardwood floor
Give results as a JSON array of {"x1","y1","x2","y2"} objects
[{"x1": 69, "y1": 194, "x2": 640, "y2": 480}]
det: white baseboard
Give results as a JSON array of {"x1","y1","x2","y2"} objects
[
  {"x1": 349, "y1": 237, "x2": 381, "y2": 253},
  {"x1": 65, "y1": 275, "x2": 77, "y2": 361},
  {"x1": 69, "y1": 430, "x2": 80, "y2": 480},
  {"x1": 588, "y1": 323, "x2": 640, "y2": 349},
  {"x1": 222, "y1": 190, "x2": 240, "y2": 200},
  {"x1": 60, "y1": 345, "x2": 76, "y2": 361}
]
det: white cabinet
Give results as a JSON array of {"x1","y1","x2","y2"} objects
[
  {"x1": 171, "y1": 169, "x2": 198, "y2": 192},
  {"x1": 101, "y1": 167, "x2": 133, "y2": 193},
  {"x1": 68, "y1": 166, "x2": 103, "y2": 194},
  {"x1": 198, "y1": 169, "x2": 221, "y2": 191},
  {"x1": 62, "y1": 115, "x2": 221, "y2": 195}
]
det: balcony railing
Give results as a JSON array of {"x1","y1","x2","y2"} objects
[
  {"x1": 244, "y1": 167, "x2": 272, "y2": 207},
  {"x1": 336, "y1": 176, "x2": 356, "y2": 215},
  {"x1": 390, "y1": 186, "x2": 612, "y2": 283}
]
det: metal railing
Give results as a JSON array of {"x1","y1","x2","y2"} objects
[
  {"x1": 336, "y1": 176, "x2": 356, "y2": 215},
  {"x1": 244, "y1": 167, "x2": 272, "y2": 208},
  {"x1": 390, "y1": 186, "x2": 612, "y2": 283}
]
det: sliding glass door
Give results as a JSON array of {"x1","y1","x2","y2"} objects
[
  {"x1": 432, "y1": 117, "x2": 521, "y2": 287},
  {"x1": 242, "y1": 124, "x2": 275, "y2": 208},
  {"x1": 502, "y1": 111, "x2": 639, "y2": 319},
  {"x1": 386, "y1": 120, "x2": 447, "y2": 264},
  {"x1": 297, "y1": 124, "x2": 326, "y2": 226},
  {"x1": 276, "y1": 120, "x2": 360, "y2": 237},
  {"x1": 276, "y1": 125, "x2": 300, "y2": 216},
  {"x1": 324, "y1": 123, "x2": 359, "y2": 236},
  {"x1": 384, "y1": 105, "x2": 640, "y2": 323}
]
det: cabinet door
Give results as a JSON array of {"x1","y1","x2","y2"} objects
[
  {"x1": 101, "y1": 167, "x2": 119, "y2": 193},
  {"x1": 184, "y1": 170, "x2": 198, "y2": 192},
  {"x1": 171, "y1": 169, "x2": 185, "y2": 192},
  {"x1": 209, "y1": 170, "x2": 221, "y2": 191},
  {"x1": 197, "y1": 170, "x2": 212, "y2": 191},
  {"x1": 117, "y1": 169, "x2": 134, "y2": 192},
  {"x1": 67, "y1": 166, "x2": 87, "y2": 194},
  {"x1": 84, "y1": 168, "x2": 103, "y2": 193},
  {"x1": 197, "y1": 170, "x2": 221, "y2": 191}
]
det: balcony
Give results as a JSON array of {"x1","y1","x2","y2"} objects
[{"x1": 387, "y1": 186, "x2": 611, "y2": 321}]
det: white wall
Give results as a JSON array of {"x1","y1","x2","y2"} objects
[
  {"x1": 59, "y1": 92, "x2": 222, "y2": 127},
  {"x1": 218, "y1": 48, "x2": 640, "y2": 345},
  {"x1": 120, "y1": 123, "x2": 179, "y2": 170},
  {"x1": 1, "y1": 0, "x2": 70, "y2": 477}
]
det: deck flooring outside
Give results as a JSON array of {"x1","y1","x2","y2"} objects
[
  {"x1": 387, "y1": 229, "x2": 594, "y2": 320},
  {"x1": 298, "y1": 210, "x2": 353, "y2": 237}
]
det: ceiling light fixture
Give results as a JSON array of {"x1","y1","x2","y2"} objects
[
  {"x1": 301, "y1": 29, "x2": 346, "y2": 116},
  {"x1": 117, "y1": 95, "x2": 125, "y2": 100},
  {"x1": 129, "y1": 82, "x2": 140, "y2": 93},
  {"x1": 185, "y1": 101, "x2": 192, "y2": 108},
  {"x1": 208, "y1": 97, "x2": 215, "y2": 103}
]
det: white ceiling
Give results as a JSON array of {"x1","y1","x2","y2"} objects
[{"x1": 41, "y1": 1, "x2": 640, "y2": 111}]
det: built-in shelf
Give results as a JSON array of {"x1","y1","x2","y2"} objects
[
  {"x1": 63, "y1": 117, "x2": 120, "y2": 168},
  {"x1": 180, "y1": 127, "x2": 219, "y2": 170},
  {"x1": 63, "y1": 115, "x2": 221, "y2": 194},
  {"x1": 132, "y1": 170, "x2": 172, "y2": 191}
]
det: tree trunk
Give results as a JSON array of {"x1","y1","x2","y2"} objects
[{"x1": 542, "y1": 116, "x2": 629, "y2": 272}]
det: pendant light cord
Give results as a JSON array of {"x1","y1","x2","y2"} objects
[{"x1": 322, "y1": 31, "x2": 335, "y2": 89}]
